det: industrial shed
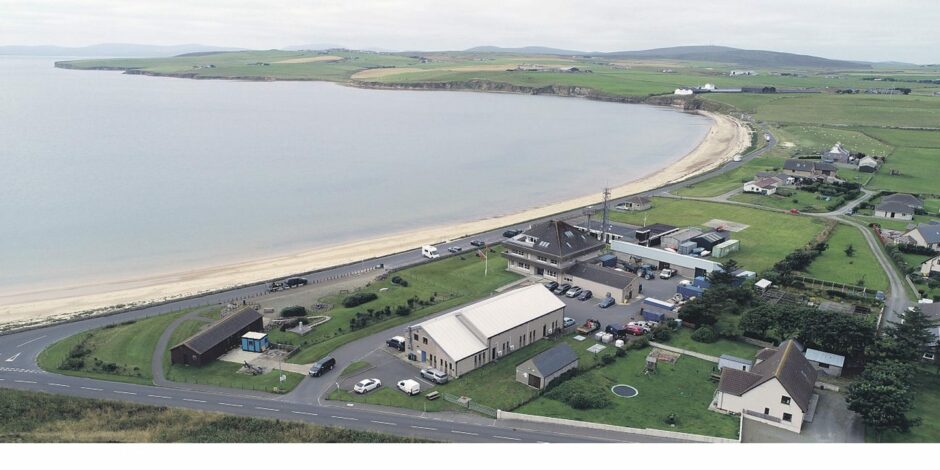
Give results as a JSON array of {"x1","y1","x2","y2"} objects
[
  {"x1": 170, "y1": 308, "x2": 264, "y2": 367},
  {"x1": 516, "y1": 343, "x2": 579, "y2": 390},
  {"x1": 566, "y1": 262, "x2": 639, "y2": 303},
  {"x1": 611, "y1": 240, "x2": 723, "y2": 278}
]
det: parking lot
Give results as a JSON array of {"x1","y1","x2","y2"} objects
[{"x1": 334, "y1": 347, "x2": 440, "y2": 395}]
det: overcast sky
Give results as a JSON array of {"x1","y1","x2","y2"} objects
[{"x1": 1, "y1": 0, "x2": 937, "y2": 63}]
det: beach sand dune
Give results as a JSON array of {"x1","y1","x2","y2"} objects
[{"x1": 0, "y1": 111, "x2": 748, "y2": 330}]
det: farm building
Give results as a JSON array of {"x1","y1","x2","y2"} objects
[
  {"x1": 610, "y1": 240, "x2": 723, "y2": 278},
  {"x1": 822, "y1": 142, "x2": 851, "y2": 164},
  {"x1": 503, "y1": 220, "x2": 605, "y2": 281},
  {"x1": 408, "y1": 285, "x2": 565, "y2": 378},
  {"x1": 718, "y1": 354, "x2": 753, "y2": 372},
  {"x1": 715, "y1": 339, "x2": 818, "y2": 433},
  {"x1": 615, "y1": 196, "x2": 652, "y2": 211},
  {"x1": 712, "y1": 239, "x2": 741, "y2": 258},
  {"x1": 858, "y1": 156, "x2": 879, "y2": 173},
  {"x1": 170, "y1": 308, "x2": 264, "y2": 367},
  {"x1": 874, "y1": 200, "x2": 915, "y2": 220},
  {"x1": 691, "y1": 231, "x2": 728, "y2": 251},
  {"x1": 565, "y1": 262, "x2": 639, "y2": 303},
  {"x1": 804, "y1": 348, "x2": 845, "y2": 377},
  {"x1": 783, "y1": 159, "x2": 837, "y2": 179},
  {"x1": 662, "y1": 228, "x2": 704, "y2": 251},
  {"x1": 515, "y1": 343, "x2": 579, "y2": 390},
  {"x1": 882, "y1": 193, "x2": 923, "y2": 210},
  {"x1": 902, "y1": 221, "x2": 940, "y2": 250},
  {"x1": 241, "y1": 331, "x2": 269, "y2": 352},
  {"x1": 743, "y1": 178, "x2": 779, "y2": 195}
]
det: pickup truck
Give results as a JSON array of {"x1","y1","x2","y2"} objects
[{"x1": 576, "y1": 319, "x2": 601, "y2": 335}]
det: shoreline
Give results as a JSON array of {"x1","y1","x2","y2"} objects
[{"x1": 0, "y1": 98, "x2": 748, "y2": 329}]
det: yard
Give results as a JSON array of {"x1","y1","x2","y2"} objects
[
  {"x1": 730, "y1": 189, "x2": 839, "y2": 213},
  {"x1": 164, "y1": 360, "x2": 304, "y2": 393},
  {"x1": 803, "y1": 224, "x2": 890, "y2": 292},
  {"x1": 663, "y1": 327, "x2": 760, "y2": 359}
]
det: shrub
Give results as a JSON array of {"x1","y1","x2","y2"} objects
[
  {"x1": 280, "y1": 306, "x2": 307, "y2": 318},
  {"x1": 691, "y1": 326, "x2": 718, "y2": 343},
  {"x1": 341, "y1": 293, "x2": 378, "y2": 309},
  {"x1": 601, "y1": 354, "x2": 615, "y2": 365},
  {"x1": 394, "y1": 305, "x2": 412, "y2": 316},
  {"x1": 628, "y1": 337, "x2": 650, "y2": 350},
  {"x1": 391, "y1": 276, "x2": 409, "y2": 287},
  {"x1": 546, "y1": 381, "x2": 612, "y2": 410},
  {"x1": 615, "y1": 348, "x2": 627, "y2": 358},
  {"x1": 61, "y1": 357, "x2": 85, "y2": 370}
]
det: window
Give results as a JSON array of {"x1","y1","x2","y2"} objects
[
  {"x1": 537, "y1": 256, "x2": 547, "y2": 262},
  {"x1": 414, "y1": 333, "x2": 419, "y2": 341},
  {"x1": 924, "y1": 352, "x2": 936, "y2": 361},
  {"x1": 422, "y1": 337, "x2": 428, "y2": 345},
  {"x1": 781, "y1": 396, "x2": 791, "y2": 405},
  {"x1": 783, "y1": 413, "x2": 792, "y2": 422},
  {"x1": 763, "y1": 407, "x2": 770, "y2": 415},
  {"x1": 818, "y1": 363, "x2": 829, "y2": 369}
]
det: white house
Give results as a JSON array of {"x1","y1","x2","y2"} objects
[
  {"x1": 714, "y1": 340, "x2": 818, "y2": 433},
  {"x1": 874, "y1": 200, "x2": 915, "y2": 220},
  {"x1": 922, "y1": 255, "x2": 940, "y2": 278},
  {"x1": 743, "y1": 177, "x2": 779, "y2": 195},
  {"x1": 674, "y1": 88, "x2": 694, "y2": 96},
  {"x1": 903, "y1": 221, "x2": 940, "y2": 250}
]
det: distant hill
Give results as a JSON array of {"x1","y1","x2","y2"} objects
[
  {"x1": 0, "y1": 43, "x2": 243, "y2": 58},
  {"x1": 282, "y1": 43, "x2": 347, "y2": 51},
  {"x1": 464, "y1": 44, "x2": 870, "y2": 68}
]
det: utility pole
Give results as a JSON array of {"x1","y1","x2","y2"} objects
[
  {"x1": 583, "y1": 206, "x2": 595, "y2": 240},
  {"x1": 601, "y1": 187, "x2": 611, "y2": 244}
]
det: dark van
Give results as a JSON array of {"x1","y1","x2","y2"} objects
[
  {"x1": 286, "y1": 277, "x2": 308, "y2": 288},
  {"x1": 308, "y1": 357, "x2": 336, "y2": 377}
]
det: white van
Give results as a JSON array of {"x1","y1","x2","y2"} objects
[
  {"x1": 397, "y1": 379, "x2": 421, "y2": 395},
  {"x1": 421, "y1": 245, "x2": 439, "y2": 259}
]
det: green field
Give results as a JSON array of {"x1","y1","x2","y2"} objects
[
  {"x1": 664, "y1": 328, "x2": 760, "y2": 359},
  {"x1": 804, "y1": 224, "x2": 889, "y2": 291},
  {"x1": 608, "y1": 198, "x2": 827, "y2": 272},
  {"x1": 729, "y1": 190, "x2": 840, "y2": 213}
]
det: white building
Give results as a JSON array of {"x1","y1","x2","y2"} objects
[
  {"x1": 804, "y1": 348, "x2": 845, "y2": 377},
  {"x1": 610, "y1": 240, "x2": 723, "y2": 278},
  {"x1": 743, "y1": 178, "x2": 779, "y2": 195},
  {"x1": 674, "y1": 88, "x2": 694, "y2": 96},
  {"x1": 922, "y1": 255, "x2": 940, "y2": 278}
]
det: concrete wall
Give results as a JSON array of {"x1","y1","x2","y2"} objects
[
  {"x1": 810, "y1": 361, "x2": 843, "y2": 377},
  {"x1": 715, "y1": 379, "x2": 804, "y2": 433},
  {"x1": 497, "y1": 410, "x2": 739, "y2": 443}
]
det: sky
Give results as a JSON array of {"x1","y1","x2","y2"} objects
[{"x1": 1, "y1": 0, "x2": 938, "y2": 63}]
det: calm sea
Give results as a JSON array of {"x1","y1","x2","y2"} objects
[{"x1": 0, "y1": 56, "x2": 710, "y2": 292}]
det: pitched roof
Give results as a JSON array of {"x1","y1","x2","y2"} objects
[
  {"x1": 625, "y1": 196, "x2": 652, "y2": 205},
  {"x1": 908, "y1": 221, "x2": 940, "y2": 245},
  {"x1": 571, "y1": 219, "x2": 639, "y2": 239},
  {"x1": 721, "y1": 340, "x2": 818, "y2": 412},
  {"x1": 804, "y1": 348, "x2": 845, "y2": 368},
  {"x1": 882, "y1": 193, "x2": 923, "y2": 208},
  {"x1": 755, "y1": 348, "x2": 777, "y2": 361},
  {"x1": 784, "y1": 159, "x2": 816, "y2": 172},
  {"x1": 520, "y1": 343, "x2": 578, "y2": 377},
  {"x1": 876, "y1": 200, "x2": 916, "y2": 214},
  {"x1": 718, "y1": 367, "x2": 764, "y2": 395},
  {"x1": 750, "y1": 177, "x2": 780, "y2": 189},
  {"x1": 815, "y1": 162, "x2": 838, "y2": 172},
  {"x1": 693, "y1": 231, "x2": 727, "y2": 244},
  {"x1": 858, "y1": 156, "x2": 879, "y2": 168},
  {"x1": 507, "y1": 220, "x2": 605, "y2": 258},
  {"x1": 175, "y1": 308, "x2": 262, "y2": 354},
  {"x1": 567, "y1": 262, "x2": 637, "y2": 289}
]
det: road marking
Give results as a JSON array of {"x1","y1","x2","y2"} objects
[
  {"x1": 291, "y1": 411, "x2": 318, "y2": 416},
  {"x1": 147, "y1": 394, "x2": 171, "y2": 399},
  {"x1": 182, "y1": 398, "x2": 206, "y2": 403},
  {"x1": 81, "y1": 387, "x2": 103, "y2": 391},
  {"x1": 218, "y1": 402, "x2": 243, "y2": 408},
  {"x1": 0, "y1": 378, "x2": 4, "y2": 381},
  {"x1": 411, "y1": 425, "x2": 437, "y2": 431},
  {"x1": 47, "y1": 383, "x2": 70, "y2": 388},
  {"x1": 15, "y1": 335, "x2": 47, "y2": 348},
  {"x1": 331, "y1": 415, "x2": 358, "y2": 421},
  {"x1": 492, "y1": 435, "x2": 521, "y2": 441},
  {"x1": 14, "y1": 379, "x2": 36, "y2": 384},
  {"x1": 450, "y1": 430, "x2": 478, "y2": 436},
  {"x1": 113, "y1": 390, "x2": 136, "y2": 395},
  {"x1": 5, "y1": 352, "x2": 21, "y2": 362},
  {"x1": 255, "y1": 407, "x2": 280, "y2": 412},
  {"x1": 370, "y1": 420, "x2": 397, "y2": 426}
]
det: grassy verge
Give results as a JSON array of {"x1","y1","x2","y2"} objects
[
  {"x1": 803, "y1": 224, "x2": 890, "y2": 291},
  {"x1": 662, "y1": 328, "x2": 760, "y2": 359},
  {"x1": 0, "y1": 389, "x2": 426, "y2": 443},
  {"x1": 165, "y1": 361, "x2": 304, "y2": 393},
  {"x1": 339, "y1": 360, "x2": 372, "y2": 378}
]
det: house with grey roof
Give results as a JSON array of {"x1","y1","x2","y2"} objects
[
  {"x1": 503, "y1": 220, "x2": 606, "y2": 280},
  {"x1": 902, "y1": 221, "x2": 940, "y2": 250},
  {"x1": 921, "y1": 255, "x2": 940, "y2": 278},
  {"x1": 858, "y1": 156, "x2": 879, "y2": 173},
  {"x1": 515, "y1": 343, "x2": 579, "y2": 390},
  {"x1": 615, "y1": 196, "x2": 652, "y2": 212},
  {"x1": 783, "y1": 159, "x2": 838, "y2": 179},
  {"x1": 882, "y1": 193, "x2": 924, "y2": 210},
  {"x1": 875, "y1": 200, "x2": 916, "y2": 220},
  {"x1": 714, "y1": 339, "x2": 818, "y2": 433},
  {"x1": 743, "y1": 177, "x2": 780, "y2": 195},
  {"x1": 823, "y1": 142, "x2": 851, "y2": 164},
  {"x1": 566, "y1": 262, "x2": 639, "y2": 303}
]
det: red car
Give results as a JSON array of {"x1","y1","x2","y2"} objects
[{"x1": 625, "y1": 325, "x2": 646, "y2": 336}]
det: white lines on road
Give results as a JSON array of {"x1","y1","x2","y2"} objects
[
  {"x1": 291, "y1": 411, "x2": 318, "y2": 417},
  {"x1": 81, "y1": 387, "x2": 103, "y2": 391},
  {"x1": 492, "y1": 435, "x2": 521, "y2": 441},
  {"x1": 182, "y1": 398, "x2": 206, "y2": 403},
  {"x1": 0, "y1": 367, "x2": 42, "y2": 374},
  {"x1": 255, "y1": 407, "x2": 280, "y2": 412},
  {"x1": 370, "y1": 420, "x2": 397, "y2": 426},
  {"x1": 5, "y1": 352, "x2": 21, "y2": 362},
  {"x1": 411, "y1": 425, "x2": 437, "y2": 431},
  {"x1": 450, "y1": 430, "x2": 478, "y2": 436},
  {"x1": 47, "y1": 383, "x2": 70, "y2": 388},
  {"x1": 0, "y1": 378, "x2": 4, "y2": 381},
  {"x1": 331, "y1": 416, "x2": 358, "y2": 421},
  {"x1": 147, "y1": 394, "x2": 171, "y2": 399},
  {"x1": 113, "y1": 390, "x2": 136, "y2": 395},
  {"x1": 14, "y1": 379, "x2": 36, "y2": 384},
  {"x1": 15, "y1": 335, "x2": 46, "y2": 348},
  {"x1": 218, "y1": 402, "x2": 243, "y2": 408}
]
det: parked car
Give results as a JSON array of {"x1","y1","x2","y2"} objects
[
  {"x1": 470, "y1": 240, "x2": 486, "y2": 248},
  {"x1": 553, "y1": 283, "x2": 572, "y2": 295},
  {"x1": 598, "y1": 296, "x2": 616, "y2": 308},
  {"x1": 605, "y1": 324, "x2": 627, "y2": 338},
  {"x1": 577, "y1": 290, "x2": 593, "y2": 301},
  {"x1": 397, "y1": 379, "x2": 421, "y2": 395},
  {"x1": 448, "y1": 246, "x2": 463, "y2": 253},
  {"x1": 308, "y1": 357, "x2": 336, "y2": 377},
  {"x1": 563, "y1": 317, "x2": 576, "y2": 328},
  {"x1": 576, "y1": 319, "x2": 600, "y2": 335},
  {"x1": 659, "y1": 269, "x2": 674, "y2": 279},
  {"x1": 353, "y1": 378, "x2": 381, "y2": 394},
  {"x1": 420, "y1": 367, "x2": 449, "y2": 384},
  {"x1": 386, "y1": 336, "x2": 406, "y2": 351},
  {"x1": 502, "y1": 229, "x2": 522, "y2": 238},
  {"x1": 564, "y1": 286, "x2": 583, "y2": 298},
  {"x1": 544, "y1": 281, "x2": 559, "y2": 291},
  {"x1": 285, "y1": 277, "x2": 308, "y2": 288},
  {"x1": 625, "y1": 325, "x2": 646, "y2": 336}
]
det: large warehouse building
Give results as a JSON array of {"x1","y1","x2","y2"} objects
[
  {"x1": 170, "y1": 308, "x2": 264, "y2": 367},
  {"x1": 566, "y1": 262, "x2": 639, "y2": 303},
  {"x1": 611, "y1": 240, "x2": 723, "y2": 278},
  {"x1": 408, "y1": 285, "x2": 565, "y2": 378}
]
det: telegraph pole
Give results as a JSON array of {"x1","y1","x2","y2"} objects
[{"x1": 601, "y1": 187, "x2": 611, "y2": 244}]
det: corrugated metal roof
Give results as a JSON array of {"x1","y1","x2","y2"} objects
[
  {"x1": 176, "y1": 308, "x2": 262, "y2": 354},
  {"x1": 610, "y1": 241, "x2": 723, "y2": 272},
  {"x1": 804, "y1": 348, "x2": 845, "y2": 367}
]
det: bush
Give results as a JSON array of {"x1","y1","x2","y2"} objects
[
  {"x1": 546, "y1": 381, "x2": 612, "y2": 410},
  {"x1": 615, "y1": 348, "x2": 627, "y2": 358},
  {"x1": 628, "y1": 337, "x2": 650, "y2": 350},
  {"x1": 61, "y1": 357, "x2": 85, "y2": 370},
  {"x1": 601, "y1": 354, "x2": 615, "y2": 365},
  {"x1": 394, "y1": 305, "x2": 412, "y2": 316},
  {"x1": 280, "y1": 306, "x2": 308, "y2": 318},
  {"x1": 391, "y1": 276, "x2": 409, "y2": 287},
  {"x1": 691, "y1": 327, "x2": 718, "y2": 343},
  {"x1": 341, "y1": 293, "x2": 378, "y2": 309}
]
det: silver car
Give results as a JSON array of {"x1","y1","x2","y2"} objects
[{"x1": 420, "y1": 367, "x2": 449, "y2": 384}]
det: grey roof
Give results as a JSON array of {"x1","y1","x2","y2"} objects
[
  {"x1": 720, "y1": 354, "x2": 754, "y2": 365},
  {"x1": 858, "y1": 156, "x2": 879, "y2": 168},
  {"x1": 720, "y1": 339, "x2": 818, "y2": 412},
  {"x1": 815, "y1": 162, "x2": 838, "y2": 172},
  {"x1": 641, "y1": 223, "x2": 679, "y2": 236},
  {"x1": 804, "y1": 348, "x2": 845, "y2": 368},
  {"x1": 876, "y1": 201, "x2": 915, "y2": 214},
  {"x1": 175, "y1": 308, "x2": 262, "y2": 354},
  {"x1": 882, "y1": 193, "x2": 923, "y2": 208},
  {"x1": 571, "y1": 219, "x2": 639, "y2": 239},
  {"x1": 521, "y1": 343, "x2": 578, "y2": 377},
  {"x1": 693, "y1": 231, "x2": 727, "y2": 244},
  {"x1": 910, "y1": 221, "x2": 940, "y2": 245},
  {"x1": 567, "y1": 262, "x2": 638, "y2": 289},
  {"x1": 666, "y1": 228, "x2": 703, "y2": 242},
  {"x1": 507, "y1": 220, "x2": 605, "y2": 258},
  {"x1": 783, "y1": 159, "x2": 816, "y2": 172}
]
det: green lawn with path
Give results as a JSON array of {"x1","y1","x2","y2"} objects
[
  {"x1": 663, "y1": 328, "x2": 760, "y2": 359},
  {"x1": 804, "y1": 224, "x2": 890, "y2": 291},
  {"x1": 165, "y1": 360, "x2": 303, "y2": 393}
]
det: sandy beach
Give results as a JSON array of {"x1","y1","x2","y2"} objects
[{"x1": 0, "y1": 110, "x2": 749, "y2": 329}]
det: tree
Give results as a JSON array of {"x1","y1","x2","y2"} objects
[
  {"x1": 740, "y1": 304, "x2": 778, "y2": 339},
  {"x1": 709, "y1": 259, "x2": 740, "y2": 286},
  {"x1": 844, "y1": 244, "x2": 856, "y2": 257},
  {"x1": 871, "y1": 307, "x2": 937, "y2": 362},
  {"x1": 799, "y1": 309, "x2": 875, "y2": 359},
  {"x1": 846, "y1": 360, "x2": 920, "y2": 438}
]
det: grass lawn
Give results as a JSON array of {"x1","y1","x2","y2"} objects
[
  {"x1": 664, "y1": 327, "x2": 760, "y2": 359},
  {"x1": 804, "y1": 224, "x2": 890, "y2": 291},
  {"x1": 37, "y1": 308, "x2": 207, "y2": 385},
  {"x1": 282, "y1": 248, "x2": 521, "y2": 364},
  {"x1": 516, "y1": 346, "x2": 740, "y2": 438},
  {"x1": 165, "y1": 360, "x2": 304, "y2": 393},
  {"x1": 608, "y1": 198, "x2": 828, "y2": 272},
  {"x1": 339, "y1": 360, "x2": 371, "y2": 378},
  {"x1": 730, "y1": 190, "x2": 837, "y2": 213},
  {"x1": 874, "y1": 366, "x2": 940, "y2": 443},
  {"x1": 868, "y1": 147, "x2": 940, "y2": 194}
]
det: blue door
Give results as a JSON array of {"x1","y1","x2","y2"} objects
[{"x1": 420, "y1": 350, "x2": 427, "y2": 362}]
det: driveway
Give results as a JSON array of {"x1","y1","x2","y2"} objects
[
  {"x1": 332, "y1": 348, "x2": 439, "y2": 395},
  {"x1": 742, "y1": 390, "x2": 864, "y2": 443}
]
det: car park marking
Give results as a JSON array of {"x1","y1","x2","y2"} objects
[
  {"x1": 147, "y1": 394, "x2": 171, "y2": 399},
  {"x1": 218, "y1": 402, "x2": 243, "y2": 408},
  {"x1": 450, "y1": 430, "x2": 478, "y2": 436},
  {"x1": 492, "y1": 435, "x2": 520, "y2": 441},
  {"x1": 370, "y1": 420, "x2": 396, "y2": 426},
  {"x1": 5, "y1": 352, "x2": 21, "y2": 362},
  {"x1": 48, "y1": 383, "x2": 70, "y2": 388},
  {"x1": 291, "y1": 411, "x2": 318, "y2": 416},
  {"x1": 331, "y1": 415, "x2": 358, "y2": 421},
  {"x1": 255, "y1": 407, "x2": 279, "y2": 412},
  {"x1": 15, "y1": 335, "x2": 46, "y2": 348},
  {"x1": 14, "y1": 379, "x2": 36, "y2": 384},
  {"x1": 182, "y1": 398, "x2": 206, "y2": 403},
  {"x1": 113, "y1": 390, "x2": 136, "y2": 395},
  {"x1": 411, "y1": 425, "x2": 437, "y2": 431},
  {"x1": 81, "y1": 387, "x2": 103, "y2": 391}
]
